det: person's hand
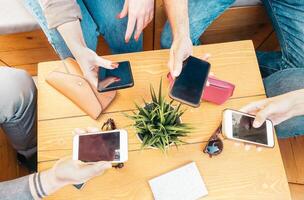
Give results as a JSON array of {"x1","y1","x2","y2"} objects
[
  {"x1": 40, "y1": 127, "x2": 112, "y2": 195},
  {"x1": 168, "y1": 35, "x2": 211, "y2": 78},
  {"x1": 240, "y1": 89, "x2": 304, "y2": 128},
  {"x1": 75, "y1": 48, "x2": 119, "y2": 87},
  {"x1": 117, "y1": 0, "x2": 154, "y2": 42},
  {"x1": 168, "y1": 36, "x2": 192, "y2": 78}
]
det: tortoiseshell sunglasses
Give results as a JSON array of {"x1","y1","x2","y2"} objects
[{"x1": 203, "y1": 124, "x2": 223, "y2": 157}]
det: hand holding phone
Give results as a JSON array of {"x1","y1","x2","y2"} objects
[
  {"x1": 169, "y1": 56, "x2": 210, "y2": 107},
  {"x1": 222, "y1": 109, "x2": 275, "y2": 148}
]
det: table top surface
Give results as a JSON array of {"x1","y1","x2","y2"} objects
[{"x1": 38, "y1": 40, "x2": 291, "y2": 200}]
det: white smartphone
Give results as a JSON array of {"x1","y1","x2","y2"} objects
[
  {"x1": 222, "y1": 109, "x2": 275, "y2": 148},
  {"x1": 73, "y1": 129, "x2": 128, "y2": 163}
]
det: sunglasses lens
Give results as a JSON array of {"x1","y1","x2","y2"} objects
[{"x1": 206, "y1": 139, "x2": 223, "y2": 155}]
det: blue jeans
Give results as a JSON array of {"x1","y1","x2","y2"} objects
[
  {"x1": 161, "y1": 0, "x2": 236, "y2": 48},
  {"x1": 257, "y1": 0, "x2": 304, "y2": 78},
  {"x1": 24, "y1": 0, "x2": 143, "y2": 59},
  {"x1": 162, "y1": 0, "x2": 304, "y2": 137},
  {"x1": 259, "y1": 0, "x2": 304, "y2": 138}
]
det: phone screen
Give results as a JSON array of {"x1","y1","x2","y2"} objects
[
  {"x1": 98, "y1": 61, "x2": 134, "y2": 92},
  {"x1": 170, "y1": 56, "x2": 210, "y2": 107},
  {"x1": 232, "y1": 112, "x2": 268, "y2": 145},
  {"x1": 78, "y1": 132, "x2": 120, "y2": 162}
]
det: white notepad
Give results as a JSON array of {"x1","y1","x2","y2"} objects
[{"x1": 149, "y1": 162, "x2": 208, "y2": 200}]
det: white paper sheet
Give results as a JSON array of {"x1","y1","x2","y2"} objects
[{"x1": 149, "y1": 162, "x2": 208, "y2": 200}]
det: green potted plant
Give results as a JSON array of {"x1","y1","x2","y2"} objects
[{"x1": 126, "y1": 80, "x2": 191, "y2": 152}]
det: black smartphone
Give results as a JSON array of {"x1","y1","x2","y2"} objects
[
  {"x1": 98, "y1": 61, "x2": 134, "y2": 93},
  {"x1": 169, "y1": 56, "x2": 210, "y2": 107}
]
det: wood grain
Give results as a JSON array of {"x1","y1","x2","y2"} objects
[
  {"x1": 14, "y1": 63, "x2": 37, "y2": 76},
  {"x1": 0, "y1": 60, "x2": 6, "y2": 66},
  {"x1": 0, "y1": 47, "x2": 58, "y2": 67},
  {"x1": 39, "y1": 142, "x2": 290, "y2": 200},
  {"x1": 290, "y1": 137, "x2": 304, "y2": 184},
  {"x1": 289, "y1": 183, "x2": 304, "y2": 200},
  {"x1": 0, "y1": 128, "x2": 18, "y2": 181},
  {"x1": 278, "y1": 138, "x2": 299, "y2": 183},
  {"x1": 143, "y1": 22, "x2": 154, "y2": 51},
  {"x1": 38, "y1": 41, "x2": 265, "y2": 120},
  {"x1": 38, "y1": 95, "x2": 266, "y2": 162},
  {"x1": 278, "y1": 137, "x2": 304, "y2": 185},
  {"x1": 96, "y1": 36, "x2": 111, "y2": 56},
  {"x1": 0, "y1": 30, "x2": 49, "y2": 52}
]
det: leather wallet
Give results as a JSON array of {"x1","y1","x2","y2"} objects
[
  {"x1": 46, "y1": 58, "x2": 116, "y2": 119},
  {"x1": 167, "y1": 73, "x2": 235, "y2": 105}
]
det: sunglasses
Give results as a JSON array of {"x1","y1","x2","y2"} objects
[{"x1": 203, "y1": 124, "x2": 223, "y2": 157}]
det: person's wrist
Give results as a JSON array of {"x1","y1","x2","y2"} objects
[
  {"x1": 290, "y1": 89, "x2": 304, "y2": 116},
  {"x1": 72, "y1": 46, "x2": 89, "y2": 61},
  {"x1": 40, "y1": 169, "x2": 67, "y2": 196},
  {"x1": 72, "y1": 47, "x2": 95, "y2": 75},
  {"x1": 173, "y1": 32, "x2": 190, "y2": 42}
]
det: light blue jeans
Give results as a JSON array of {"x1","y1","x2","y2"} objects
[
  {"x1": 24, "y1": 0, "x2": 143, "y2": 59},
  {"x1": 0, "y1": 67, "x2": 37, "y2": 158},
  {"x1": 162, "y1": 0, "x2": 304, "y2": 138},
  {"x1": 161, "y1": 0, "x2": 236, "y2": 48}
]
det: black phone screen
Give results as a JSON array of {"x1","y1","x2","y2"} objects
[
  {"x1": 98, "y1": 61, "x2": 134, "y2": 92},
  {"x1": 78, "y1": 132, "x2": 120, "y2": 162},
  {"x1": 232, "y1": 112, "x2": 268, "y2": 145},
  {"x1": 170, "y1": 56, "x2": 210, "y2": 107}
]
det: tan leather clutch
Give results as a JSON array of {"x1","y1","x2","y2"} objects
[{"x1": 45, "y1": 58, "x2": 116, "y2": 119}]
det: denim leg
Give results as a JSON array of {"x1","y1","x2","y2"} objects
[
  {"x1": 160, "y1": 0, "x2": 236, "y2": 49},
  {"x1": 0, "y1": 67, "x2": 37, "y2": 158},
  {"x1": 258, "y1": 0, "x2": 304, "y2": 77},
  {"x1": 256, "y1": 51, "x2": 283, "y2": 78},
  {"x1": 263, "y1": 68, "x2": 304, "y2": 138},
  {"x1": 24, "y1": 0, "x2": 99, "y2": 58},
  {"x1": 82, "y1": 0, "x2": 143, "y2": 54}
]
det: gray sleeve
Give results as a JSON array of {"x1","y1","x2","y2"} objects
[
  {"x1": 0, "y1": 175, "x2": 34, "y2": 200},
  {"x1": 40, "y1": 0, "x2": 82, "y2": 29}
]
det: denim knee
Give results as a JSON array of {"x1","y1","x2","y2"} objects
[
  {"x1": 263, "y1": 68, "x2": 304, "y2": 97},
  {"x1": 275, "y1": 116, "x2": 304, "y2": 138},
  {"x1": 0, "y1": 68, "x2": 36, "y2": 123}
]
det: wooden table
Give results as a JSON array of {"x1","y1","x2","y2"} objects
[{"x1": 38, "y1": 41, "x2": 291, "y2": 200}]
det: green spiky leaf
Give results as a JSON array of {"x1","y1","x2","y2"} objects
[{"x1": 125, "y1": 79, "x2": 192, "y2": 152}]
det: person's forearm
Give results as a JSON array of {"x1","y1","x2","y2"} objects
[
  {"x1": 39, "y1": 0, "x2": 87, "y2": 67},
  {"x1": 163, "y1": 0, "x2": 190, "y2": 39},
  {"x1": 0, "y1": 175, "x2": 34, "y2": 200},
  {"x1": 290, "y1": 89, "x2": 304, "y2": 117},
  {"x1": 28, "y1": 170, "x2": 67, "y2": 199},
  {"x1": 39, "y1": 0, "x2": 82, "y2": 29},
  {"x1": 57, "y1": 20, "x2": 88, "y2": 60}
]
